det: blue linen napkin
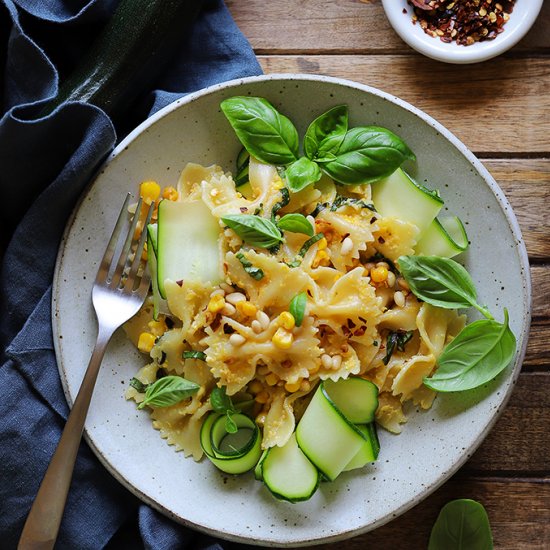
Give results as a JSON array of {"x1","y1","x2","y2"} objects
[{"x1": 0, "y1": 1, "x2": 262, "y2": 548}]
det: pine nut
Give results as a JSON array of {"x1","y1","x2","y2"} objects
[
  {"x1": 387, "y1": 271, "x2": 396, "y2": 287},
  {"x1": 332, "y1": 355, "x2": 342, "y2": 370},
  {"x1": 226, "y1": 292, "x2": 246, "y2": 304},
  {"x1": 397, "y1": 278, "x2": 410, "y2": 291},
  {"x1": 340, "y1": 236, "x2": 353, "y2": 255},
  {"x1": 321, "y1": 354, "x2": 333, "y2": 369},
  {"x1": 222, "y1": 303, "x2": 236, "y2": 316},
  {"x1": 256, "y1": 310, "x2": 270, "y2": 329},
  {"x1": 229, "y1": 333, "x2": 246, "y2": 346},
  {"x1": 210, "y1": 288, "x2": 225, "y2": 297},
  {"x1": 394, "y1": 290, "x2": 405, "y2": 307},
  {"x1": 220, "y1": 282, "x2": 233, "y2": 293},
  {"x1": 251, "y1": 320, "x2": 263, "y2": 333}
]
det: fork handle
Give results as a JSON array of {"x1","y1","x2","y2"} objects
[{"x1": 18, "y1": 326, "x2": 114, "y2": 550}]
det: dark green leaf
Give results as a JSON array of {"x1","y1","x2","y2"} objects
[
  {"x1": 429, "y1": 499, "x2": 493, "y2": 550},
  {"x1": 298, "y1": 232, "x2": 325, "y2": 258},
  {"x1": 383, "y1": 330, "x2": 413, "y2": 365},
  {"x1": 277, "y1": 213, "x2": 314, "y2": 236},
  {"x1": 330, "y1": 195, "x2": 376, "y2": 212},
  {"x1": 304, "y1": 105, "x2": 348, "y2": 160},
  {"x1": 210, "y1": 386, "x2": 236, "y2": 414},
  {"x1": 289, "y1": 292, "x2": 307, "y2": 327},
  {"x1": 130, "y1": 377, "x2": 148, "y2": 393},
  {"x1": 221, "y1": 96, "x2": 299, "y2": 165},
  {"x1": 236, "y1": 252, "x2": 264, "y2": 280},
  {"x1": 398, "y1": 255, "x2": 492, "y2": 318},
  {"x1": 222, "y1": 214, "x2": 283, "y2": 249},
  {"x1": 270, "y1": 187, "x2": 290, "y2": 221},
  {"x1": 138, "y1": 376, "x2": 200, "y2": 409},
  {"x1": 236, "y1": 147, "x2": 250, "y2": 171},
  {"x1": 309, "y1": 202, "x2": 329, "y2": 218},
  {"x1": 424, "y1": 309, "x2": 516, "y2": 392},
  {"x1": 183, "y1": 350, "x2": 207, "y2": 361},
  {"x1": 285, "y1": 157, "x2": 323, "y2": 193},
  {"x1": 320, "y1": 126, "x2": 415, "y2": 185}
]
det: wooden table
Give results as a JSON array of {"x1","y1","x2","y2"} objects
[{"x1": 227, "y1": 1, "x2": 550, "y2": 548}]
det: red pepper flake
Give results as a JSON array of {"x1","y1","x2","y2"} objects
[{"x1": 407, "y1": 0, "x2": 516, "y2": 46}]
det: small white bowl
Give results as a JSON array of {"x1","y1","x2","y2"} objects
[{"x1": 381, "y1": 0, "x2": 543, "y2": 64}]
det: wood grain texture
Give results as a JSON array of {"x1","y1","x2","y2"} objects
[
  {"x1": 316, "y1": 479, "x2": 550, "y2": 550},
  {"x1": 258, "y1": 55, "x2": 550, "y2": 154},
  {"x1": 227, "y1": 0, "x2": 550, "y2": 54}
]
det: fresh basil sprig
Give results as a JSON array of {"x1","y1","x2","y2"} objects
[
  {"x1": 429, "y1": 499, "x2": 493, "y2": 550},
  {"x1": 319, "y1": 126, "x2": 416, "y2": 185},
  {"x1": 277, "y1": 213, "x2": 314, "y2": 236},
  {"x1": 210, "y1": 386, "x2": 239, "y2": 434},
  {"x1": 304, "y1": 105, "x2": 348, "y2": 161},
  {"x1": 138, "y1": 375, "x2": 200, "y2": 409},
  {"x1": 222, "y1": 214, "x2": 283, "y2": 249},
  {"x1": 183, "y1": 350, "x2": 207, "y2": 361},
  {"x1": 398, "y1": 255, "x2": 493, "y2": 319},
  {"x1": 424, "y1": 309, "x2": 516, "y2": 392},
  {"x1": 221, "y1": 97, "x2": 299, "y2": 165},
  {"x1": 289, "y1": 292, "x2": 307, "y2": 327},
  {"x1": 285, "y1": 157, "x2": 322, "y2": 192}
]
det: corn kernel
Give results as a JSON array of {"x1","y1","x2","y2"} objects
[
  {"x1": 278, "y1": 311, "x2": 295, "y2": 331},
  {"x1": 272, "y1": 175, "x2": 284, "y2": 190},
  {"x1": 148, "y1": 319, "x2": 167, "y2": 337},
  {"x1": 284, "y1": 380, "x2": 302, "y2": 393},
  {"x1": 162, "y1": 186, "x2": 179, "y2": 201},
  {"x1": 208, "y1": 294, "x2": 226, "y2": 313},
  {"x1": 370, "y1": 265, "x2": 389, "y2": 283},
  {"x1": 236, "y1": 301, "x2": 257, "y2": 317},
  {"x1": 312, "y1": 249, "x2": 330, "y2": 268},
  {"x1": 255, "y1": 391, "x2": 270, "y2": 404},
  {"x1": 137, "y1": 332, "x2": 156, "y2": 353},
  {"x1": 248, "y1": 380, "x2": 263, "y2": 394},
  {"x1": 272, "y1": 327, "x2": 294, "y2": 350},
  {"x1": 265, "y1": 373, "x2": 279, "y2": 386},
  {"x1": 317, "y1": 237, "x2": 328, "y2": 250},
  {"x1": 140, "y1": 181, "x2": 161, "y2": 204}
]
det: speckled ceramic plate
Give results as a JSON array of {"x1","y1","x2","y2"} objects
[{"x1": 53, "y1": 75, "x2": 531, "y2": 547}]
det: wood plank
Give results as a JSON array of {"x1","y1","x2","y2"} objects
[
  {"x1": 228, "y1": 0, "x2": 550, "y2": 54},
  {"x1": 318, "y1": 479, "x2": 550, "y2": 550},
  {"x1": 465, "y1": 373, "x2": 550, "y2": 473},
  {"x1": 531, "y1": 265, "x2": 550, "y2": 320},
  {"x1": 258, "y1": 55, "x2": 550, "y2": 154},
  {"x1": 486, "y1": 160, "x2": 550, "y2": 262},
  {"x1": 524, "y1": 320, "x2": 550, "y2": 369}
]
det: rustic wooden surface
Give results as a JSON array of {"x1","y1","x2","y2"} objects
[{"x1": 227, "y1": 1, "x2": 550, "y2": 548}]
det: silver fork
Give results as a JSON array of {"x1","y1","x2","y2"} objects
[{"x1": 18, "y1": 193, "x2": 154, "y2": 550}]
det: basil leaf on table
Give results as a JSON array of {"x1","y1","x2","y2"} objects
[
  {"x1": 220, "y1": 96, "x2": 299, "y2": 166},
  {"x1": 304, "y1": 105, "x2": 348, "y2": 161},
  {"x1": 138, "y1": 375, "x2": 200, "y2": 409},
  {"x1": 429, "y1": 499, "x2": 493, "y2": 550},
  {"x1": 398, "y1": 255, "x2": 493, "y2": 319},
  {"x1": 289, "y1": 292, "x2": 307, "y2": 327},
  {"x1": 285, "y1": 157, "x2": 323, "y2": 193},
  {"x1": 277, "y1": 213, "x2": 314, "y2": 236},
  {"x1": 222, "y1": 214, "x2": 283, "y2": 249},
  {"x1": 319, "y1": 126, "x2": 415, "y2": 185},
  {"x1": 424, "y1": 309, "x2": 516, "y2": 392}
]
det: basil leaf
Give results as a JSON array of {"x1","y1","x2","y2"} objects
[
  {"x1": 285, "y1": 157, "x2": 322, "y2": 193},
  {"x1": 225, "y1": 411, "x2": 238, "y2": 434},
  {"x1": 277, "y1": 213, "x2": 314, "y2": 236},
  {"x1": 298, "y1": 233, "x2": 325, "y2": 259},
  {"x1": 236, "y1": 252, "x2": 264, "y2": 280},
  {"x1": 309, "y1": 202, "x2": 329, "y2": 218},
  {"x1": 424, "y1": 309, "x2": 516, "y2": 392},
  {"x1": 330, "y1": 195, "x2": 376, "y2": 212},
  {"x1": 320, "y1": 126, "x2": 415, "y2": 185},
  {"x1": 398, "y1": 255, "x2": 492, "y2": 319},
  {"x1": 222, "y1": 214, "x2": 283, "y2": 249},
  {"x1": 289, "y1": 292, "x2": 307, "y2": 327},
  {"x1": 304, "y1": 105, "x2": 348, "y2": 161},
  {"x1": 383, "y1": 330, "x2": 413, "y2": 365},
  {"x1": 220, "y1": 96, "x2": 299, "y2": 165},
  {"x1": 182, "y1": 350, "x2": 207, "y2": 361},
  {"x1": 138, "y1": 375, "x2": 200, "y2": 409},
  {"x1": 210, "y1": 386, "x2": 236, "y2": 414},
  {"x1": 270, "y1": 187, "x2": 290, "y2": 221},
  {"x1": 429, "y1": 499, "x2": 493, "y2": 550},
  {"x1": 130, "y1": 377, "x2": 148, "y2": 393}
]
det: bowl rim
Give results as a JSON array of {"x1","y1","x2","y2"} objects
[
  {"x1": 381, "y1": 0, "x2": 544, "y2": 64},
  {"x1": 54, "y1": 73, "x2": 532, "y2": 546}
]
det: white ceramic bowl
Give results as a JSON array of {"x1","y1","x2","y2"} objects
[
  {"x1": 53, "y1": 74, "x2": 531, "y2": 546},
  {"x1": 381, "y1": 0, "x2": 543, "y2": 64}
]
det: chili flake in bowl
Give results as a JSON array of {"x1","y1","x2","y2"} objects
[{"x1": 381, "y1": 0, "x2": 543, "y2": 64}]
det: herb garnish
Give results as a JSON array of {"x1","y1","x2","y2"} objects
[
  {"x1": 222, "y1": 214, "x2": 283, "y2": 249},
  {"x1": 137, "y1": 375, "x2": 200, "y2": 409},
  {"x1": 130, "y1": 377, "x2": 148, "y2": 393},
  {"x1": 298, "y1": 233, "x2": 325, "y2": 259},
  {"x1": 236, "y1": 252, "x2": 264, "y2": 280},
  {"x1": 277, "y1": 213, "x2": 314, "y2": 236},
  {"x1": 182, "y1": 350, "x2": 207, "y2": 361},
  {"x1": 210, "y1": 386, "x2": 239, "y2": 434},
  {"x1": 289, "y1": 292, "x2": 307, "y2": 327},
  {"x1": 330, "y1": 195, "x2": 376, "y2": 212},
  {"x1": 383, "y1": 330, "x2": 413, "y2": 365},
  {"x1": 270, "y1": 187, "x2": 290, "y2": 221}
]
